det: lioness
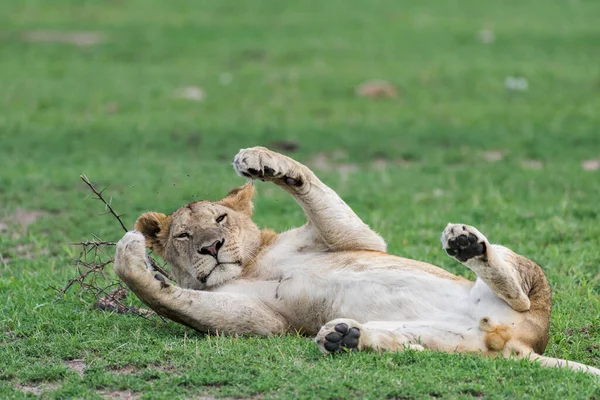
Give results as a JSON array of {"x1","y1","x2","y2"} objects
[{"x1": 114, "y1": 146, "x2": 599, "y2": 375}]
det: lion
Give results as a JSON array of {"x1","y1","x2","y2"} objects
[{"x1": 114, "y1": 146, "x2": 600, "y2": 376}]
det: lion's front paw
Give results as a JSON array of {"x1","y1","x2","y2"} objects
[
  {"x1": 118, "y1": 230, "x2": 146, "y2": 252},
  {"x1": 114, "y1": 231, "x2": 151, "y2": 278},
  {"x1": 233, "y1": 147, "x2": 304, "y2": 187},
  {"x1": 315, "y1": 319, "x2": 364, "y2": 354},
  {"x1": 441, "y1": 224, "x2": 488, "y2": 262}
]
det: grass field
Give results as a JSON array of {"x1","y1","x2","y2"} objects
[{"x1": 1, "y1": 0, "x2": 600, "y2": 398}]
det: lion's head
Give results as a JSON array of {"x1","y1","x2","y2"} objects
[{"x1": 134, "y1": 183, "x2": 262, "y2": 290}]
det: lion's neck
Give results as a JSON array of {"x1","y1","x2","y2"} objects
[
  {"x1": 259, "y1": 228, "x2": 278, "y2": 249},
  {"x1": 240, "y1": 228, "x2": 278, "y2": 278}
]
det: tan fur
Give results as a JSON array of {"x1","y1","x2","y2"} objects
[
  {"x1": 479, "y1": 317, "x2": 512, "y2": 352},
  {"x1": 134, "y1": 212, "x2": 172, "y2": 254},
  {"x1": 218, "y1": 182, "x2": 255, "y2": 217},
  {"x1": 115, "y1": 146, "x2": 599, "y2": 377},
  {"x1": 241, "y1": 228, "x2": 278, "y2": 278},
  {"x1": 498, "y1": 248, "x2": 552, "y2": 354}
]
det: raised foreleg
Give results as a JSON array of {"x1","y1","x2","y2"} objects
[
  {"x1": 114, "y1": 231, "x2": 289, "y2": 335},
  {"x1": 232, "y1": 146, "x2": 386, "y2": 252}
]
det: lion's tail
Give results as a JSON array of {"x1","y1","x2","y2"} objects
[
  {"x1": 527, "y1": 353, "x2": 600, "y2": 376},
  {"x1": 507, "y1": 342, "x2": 600, "y2": 376}
]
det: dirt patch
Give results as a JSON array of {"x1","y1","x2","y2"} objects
[
  {"x1": 371, "y1": 155, "x2": 413, "y2": 170},
  {"x1": 109, "y1": 364, "x2": 139, "y2": 375},
  {"x1": 95, "y1": 288, "x2": 154, "y2": 317},
  {"x1": 95, "y1": 287, "x2": 128, "y2": 313},
  {"x1": 0, "y1": 209, "x2": 46, "y2": 232},
  {"x1": 64, "y1": 359, "x2": 86, "y2": 377},
  {"x1": 564, "y1": 324, "x2": 596, "y2": 337},
  {"x1": 521, "y1": 160, "x2": 543, "y2": 170},
  {"x1": 105, "y1": 102, "x2": 120, "y2": 114},
  {"x1": 174, "y1": 86, "x2": 205, "y2": 101},
  {"x1": 356, "y1": 80, "x2": 398, "y2": 99},
  {"x1": 149, "y1": 363, "x2": 178, "y2": 373},
  {"x1": 14, "y1": 382, "x2": 60, "y2": 396},
  {"x1": 22, "y1": 30, "x2": 105, "y2": 46},
  {"x1": 99, "y1": 390, "x2": 140, "y2": 400},
  {"x1": 14, "y1": 243, "x2": 50, "y2": 259},
  {"x1": 582, "y1": 159, "x2": 600, "y2": 171},
  {"x1": 478, "y1": 29, "x2": 495, "y2": 44},
  {"x1": 307, "y1": 152, "x2": 358, "y2": 183},
  {"x1": 307, "y1": 151, "x2": 412, "y2": 179},
  {"x1": 483, "y1": 150, "x2": 505, "y2": 162},
  {"x1": 186, "y1": 392, "x2": 265, "y2": 400},
  {"x1": 586, "y1": 344, "x2": 599, "y2": 353},
  {"x1": 461, "y1": 388, "x2": 485, "y2": 398},
  {"x1": 307, "y1": 151, "x2": 353, "y2": 171},
  {"x1": 505, "y1": 76, "x2": 528, "y2": 91}
]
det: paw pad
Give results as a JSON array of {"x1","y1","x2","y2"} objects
[
  {"x1": 446, "y1": 233, "x2": 486, "y2": 262},
  {"x1": 323, "y1": 323, "x2": 361, "y2": 353},
  {"x1": 154, "y1": 273, "x2": 170, "y2": 288},
  {"x1": 233, "y1": 148, "x2": 303, "y2": 187}
]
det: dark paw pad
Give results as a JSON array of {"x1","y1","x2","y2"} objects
[
  {"x1": 446, "y1": 233, "x2": 486, "y2": 262},
  {"x1": 154, "y1": 273, "x2": 169, "y2": 288},
  {"x1": 323, "y1": 323, "x2": 361, "y2": 353},
  {"x1": 284, "y1": 176, "x2": 302, "y2": 186},
  {"x1": 263, "y1": 166, "x2": 275, "y2": 176}
]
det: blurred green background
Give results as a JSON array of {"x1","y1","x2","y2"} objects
[{"x1": 1, "y1": 1, "x2": 599, "y2": 398}]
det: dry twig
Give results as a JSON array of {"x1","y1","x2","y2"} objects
[
  {"x1": 70, "y1": 240, "x2": 116, "y2": 247},
  {"x1": 57, "y1": 174, "x2": 173, "y2": 322},
  {"x1": 80, "y1": 174, "x2": 128, "y2": 232},
  {"x1": 77, "y1": 174, "x2": 171, "y2": 279}
]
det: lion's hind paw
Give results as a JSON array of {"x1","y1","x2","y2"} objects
[
  {"x1": 442, "y1": 224, "x2": 488, "y2": 262},
  {"x1": 316, "y1": 319, "x2": 363, "y2": 354}
]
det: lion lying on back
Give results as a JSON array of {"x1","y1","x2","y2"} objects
[{"x1": 114, "y1": 146, "x2": 600, "y2": 376}]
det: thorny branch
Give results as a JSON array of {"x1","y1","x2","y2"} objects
[
  {"x1": 56, "y1": 174, "x2": 173, "y2": 321},
  {"x1": 70, "y1": 240, "x2": 116, "y2": 247},
  {"x1": 80, "y1": 173, "x2": 128, "y2": 232},
  {"x1": 78, "y1": 174, "x2": 171, "y2": 280}
]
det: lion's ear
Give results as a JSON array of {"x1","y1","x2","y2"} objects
[
  {"x1": 134, "y1": 212, "x2": 171, "y2": 255},
  {"x1": 218, "y1": 182, "x2": 255, "y2": 216}
]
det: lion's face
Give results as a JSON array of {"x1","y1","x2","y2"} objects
[{"x1": 135, "y1": 183, "x2": 261, "y2": 289}]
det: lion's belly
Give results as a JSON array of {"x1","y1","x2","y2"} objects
[
  {"x1": 217, "y1": 251, "x2": 479, "y2": 334},
  {"x1": 265, "y1": 266, "x2": 473, "y2": 334}
]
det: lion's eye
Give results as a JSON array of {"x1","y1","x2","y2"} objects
[
  {"x1": 175, "y1": 232, "x2": 190, "y2": 239},
  {"x1": 216, "y1": 214, "x2": 227, "y2": 223}
]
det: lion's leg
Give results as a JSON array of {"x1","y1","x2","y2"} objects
[
  {"x1": 441, "y1": 224, "x2": 532, "y2": 311},
  {"x1": 232, "y1": 146, "x2": 386, "y2": 252},
  {"x1": 315, "y1": 319, "x2": 485, "y2": 354},
  {"x1": 316, "y1": 319, "x2": 600, "y2": 376},
  {"x1": 315, "y1": 319, "x2": 424, "y2": 354},
  {"x1": 114, "y1": 231, "x2": 289, "y2": 335}
]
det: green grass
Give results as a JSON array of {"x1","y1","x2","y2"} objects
[{"x1": 1, "y1": 0, "x2": 600, "y2": 398}]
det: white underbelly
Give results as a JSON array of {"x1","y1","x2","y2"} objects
[
  {"x1": 468, "y1": 278, "x2": 522, "y2": 325},
  {"x1": 216, "y1": 264, "x2": 521, "y2": 334},
  {"x1": 266, "y1": 268, "x2": 474, "y2": 332}
]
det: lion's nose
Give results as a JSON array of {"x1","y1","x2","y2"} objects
[{"x1": 199, "y1": 239, "x2": 224, "y2": 258}]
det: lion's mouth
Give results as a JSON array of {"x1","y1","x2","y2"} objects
[{"x1": 198, "y1": 261, "x2": 241, "y2": 284}]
